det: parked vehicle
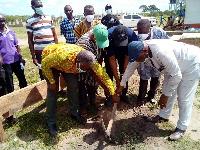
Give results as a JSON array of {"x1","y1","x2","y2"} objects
[{"x1": 119, "y1": 14, "x2": 157, "y2": 27}]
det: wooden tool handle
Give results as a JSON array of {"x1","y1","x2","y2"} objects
[{"x1": 106, "y1": 103, "x2": 117, "y2": 131}]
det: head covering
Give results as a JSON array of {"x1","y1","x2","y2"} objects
[
  {"x1": 93, "y1": 24, "x2": 109, "y2": 48},
  {"x1": 128, "y1": 41, "x2": 144, "y2": 62},
  {"x1": 113, "y1": 25, "x2": 129, "y2": 46},
  {"x1": 0, "y1": 14, "x2": 5, "y2": 20},
  {"x1": 105, "y1": 4, "x2": 112, "y2": 10}
]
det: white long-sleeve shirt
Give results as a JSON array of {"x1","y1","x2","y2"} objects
[{"x1": 121, "y1": 39, "x2": 200, "y2": 97}]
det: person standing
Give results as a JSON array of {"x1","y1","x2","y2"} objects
[
  {"x1": 60, "y1": 5, "x2": 81, "y2": 44},
  {"x1": 104, "y1": 25, "x2": 138, "y2": 106},
  {"x1": 75, "y1": 24, "x2": 109, "y2": 115},
  {"x1": 74, "y1": 5, "x2": 100, "y2": 39},
  {"x1": 117, "y1": 39, "x2": 200, "y2": 141},
  {"x1": 101, "y1": 4, "x2": 120, "y2": 29},
  {"x1": 0, "y1": 15, "x2": 27, "y2": 123},
  {"x1": 73, "y1": 5, "x2": 102, "y2": 114},
  {"x1": 137, "y1": 19, "x2": 169, "y2": 105},
  {"x1": 26, "y1": 0, "x2": 58, "y2": 80},
  {"x1": 159, "y1": 14, "x2": 166, "y2": 27}
]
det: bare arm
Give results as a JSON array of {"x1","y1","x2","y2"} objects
[
  {"x1": 108, "y1": 56, "x2": 120, "y2": 87},
  {"x1": 16, "y1": 45, "x2": 25, "y2": 65},
  {"x1": 27, "y1": 32, "x2": 38, "y2": 66},
  {"x1": 0, "y1": 54, "x2": 3, "y2": 66},
  {"x1": 51, "y1": 28, "x2": 58, "y2": 44}
]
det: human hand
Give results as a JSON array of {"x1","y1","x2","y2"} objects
[
  {"x1": 115, "y1": 86, "x2": 124, "y2": 96},
  {"x1": 110, "y1": 94, "x2": 120, "y2": 103},
  {"x1": 20, "y1": 58, "x2": 26, "y2": 66},
  {"x1": 158, "y1": 94, "x2": 168, "y2": 109},
  {"x1": 32, "y1": 58, "x2": 38, "y2": 66},
  {"x1": 116, "y1": 80, "x2": 120, "y2": 88},
  {"x1": 49, "y1": 83, "x2": 59, "y2": 93}
]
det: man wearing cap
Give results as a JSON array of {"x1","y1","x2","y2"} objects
[
  {"x1": 116, "y1": 39, "x2": 200, "y2": 141},
  {"x1": 75, "y1": 24, "x2": 109, "y2": 115},
  {"x1": 101, "y1": 4, "x2": 120, "y2": 29},
  {"x1": 104, "y1": 25, "x2": 138, "y2": 106}
]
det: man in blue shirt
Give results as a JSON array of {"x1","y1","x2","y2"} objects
[
  {"x1": 104, "y1": 25, "x2": 138, "y2": 106},
  {"x1": 60, "y1": 5, "x2": 81, "y2": 44}
]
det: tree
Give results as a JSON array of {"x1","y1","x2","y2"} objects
[
  {"x1": 148, "y1": 4, "x2": 160, "y2": 13},
  {"x1": 139, "y1": 5, "x2": 149, "y2": 13}
]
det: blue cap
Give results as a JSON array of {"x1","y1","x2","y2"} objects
[{"x1": 128, "y1": 41, "x2": 144, "y2": 62}]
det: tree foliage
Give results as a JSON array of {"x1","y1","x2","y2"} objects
[
  {"x1": 5, "y1": 15, "x2": 31, "y2": 23},
  {"x1": 139, "y1": 5, "x2": 148, "y2": 13}
]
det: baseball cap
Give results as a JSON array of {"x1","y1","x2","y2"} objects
[
  {"x1": 105, "y1": 4, "x2": 112, "y2": 10},
  {"x1": 113, "y1": 25, "x2": 129, "y2": 46},
  {"x1": 93, "y1": 24, "x2": 109, "y2": 48},
  {"x1": 128, "y1": 41, "x2": 144, "y2": 62}
]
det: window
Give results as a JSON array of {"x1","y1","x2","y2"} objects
[
  {"x1": 124, "y1": 15, "x2": 131, "y2": 19},
  {"x1": 132, "y1": 15, "x2": 141, "y2": 19}
]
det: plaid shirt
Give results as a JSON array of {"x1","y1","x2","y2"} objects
[{"x1": 60, "y1": 17, "x2": 81, "y2": 44}]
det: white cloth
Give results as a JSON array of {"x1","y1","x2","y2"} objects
[
  {"x1": 121, "y1": 39, "x2": 200, "y2": 97},
  {"x1": 121, "y1": 39, "x2": 200, "y2": 130},
  {"x1": 159, "y1": 75, "x2": 199, "y2": 130}
]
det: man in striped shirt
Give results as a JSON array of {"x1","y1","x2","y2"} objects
[{"x1": 26, "y1": 0, "x2": 58, "y2": 80}]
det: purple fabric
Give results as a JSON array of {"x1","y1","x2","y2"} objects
[{"x1": 0, "y1": 28, "x2": 19, "y2": 65}]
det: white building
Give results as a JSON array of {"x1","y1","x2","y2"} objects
[{"x1": 184, "y1": 0, "x2": 200, "y2": 28}]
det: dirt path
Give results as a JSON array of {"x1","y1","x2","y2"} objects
[{"x1": 169, "y1": 97, "x2": 200, "y2": 141}]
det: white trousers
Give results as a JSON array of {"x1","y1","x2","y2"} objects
[{"x1": 158, "y1": 75, "x2": 199, "y2": 130}]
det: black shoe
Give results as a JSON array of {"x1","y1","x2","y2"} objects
[
  {"x1": 146, "y1": 115, "x2": 169, "y2": 123},
  {"x1": 104, "y1": 98, "x2": 113, "y2": 107},
  {"x1": 47, "y1": 124, "x2": 58, "y2": 136},
  {"x1": 6, "y1": 116, "x2": 19, "y2": 124},
  {"x1": 120, "y1": 95, "x2": 131, "y2": 104},
  {"x1": 71, "y1": 114, "x2": 86, "y2": 125}
]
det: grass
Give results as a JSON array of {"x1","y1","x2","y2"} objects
[{"x1": 1, "y1": 26, "x2": 200, "y2": 149}]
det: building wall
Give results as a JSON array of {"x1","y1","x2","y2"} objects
[{"x1": 184, "y1": 0, "x2": 200, "y2": 28}]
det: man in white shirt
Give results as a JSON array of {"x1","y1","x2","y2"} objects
[{"x1": 116, "y1": 39, "x2": 200, "y2": 141}]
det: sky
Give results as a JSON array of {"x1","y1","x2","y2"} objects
[{"x1": 0, "y1": 0, "x2": 171, "y2": 17}]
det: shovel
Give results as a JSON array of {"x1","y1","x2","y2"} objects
[{"x1": 101, "y1": 103, "x2": 117, "y2": 141}]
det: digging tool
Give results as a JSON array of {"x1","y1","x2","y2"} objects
[{"x1": 101, "y1": 103, "x2": 117, "y2": 141}]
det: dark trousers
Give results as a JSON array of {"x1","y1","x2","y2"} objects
[
  {"x1": 0, "y1": 67, "x2": 7, "y2": 96},
  {"x1": 2, "y1": 61, "x2": 27, "y2": 93},
  {"x1": 78, "y1": 79, "x2": 96, "y2": 109},
  {"x1": 44, "y1": 69, "x2": 79, "y2": 124},
  {"x1": 1, "y1": 63, "x2": 27, "y2": 121},
  {"x1": 104, "y1": 55, "x2": 128, "y2": 98},
  {"x1": 138, "y1": 77, "x2": 159, "y2": 101},
  {"x1": 35, "y1": 53, "x2": 44, "y2": 80}
]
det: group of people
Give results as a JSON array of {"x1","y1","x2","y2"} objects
[{"x1": 0, "y1": 0, "x2": 200, "y2": 142}]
